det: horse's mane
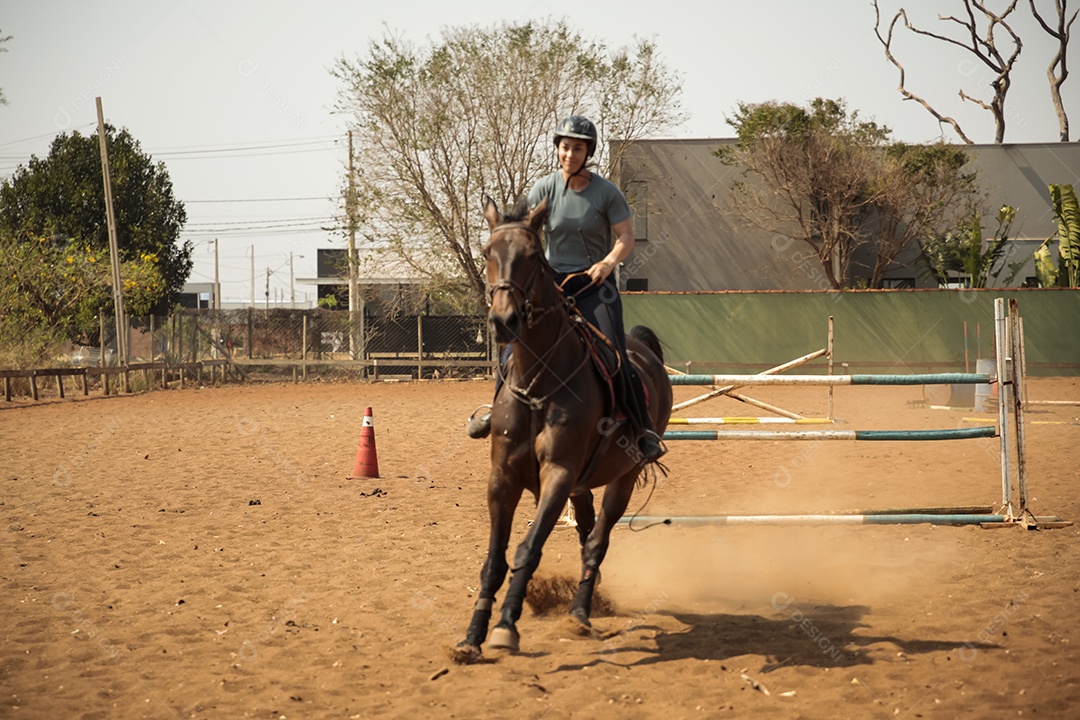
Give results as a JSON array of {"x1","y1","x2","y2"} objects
[{"x1": 502, "y1": 197, "x2": 531, "y2": 224}]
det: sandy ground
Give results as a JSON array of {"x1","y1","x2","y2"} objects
[{"x1": 2, "y1": 377, "x2": 1079, "y2": 719}]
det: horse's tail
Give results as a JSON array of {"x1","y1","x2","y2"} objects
[{"x1": 628, "y1": 325, "x2": 663, "y2": 365}]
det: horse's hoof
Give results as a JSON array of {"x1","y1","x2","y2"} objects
[
  {"x1": 450, "y1": 642, "x2": 485, "y2": 665},
  {"x1": 487, "y1": 626, "x2": 520, "y2": 652}
]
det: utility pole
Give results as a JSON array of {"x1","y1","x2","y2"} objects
[
  {"x1": 347, "y1": 130, "x2": 360, "y2": 360},
  {"x1": 290, "y1": 252, "x2": 296, "y2": 309},
  {"x1": 265, "y1": 267, "x2": 271, "y2": 313},
  {"x1": 95, "y1": 97, "x2": 128, "y2": 369},
  {"x1": 250, "y1": 243, "x2": 255, "y2": 309},
  {"x1": 213, "y1": 238, "x2": 221, "y2": 312}
]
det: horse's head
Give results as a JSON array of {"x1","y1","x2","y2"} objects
[{"x1": 481, "y1": 196, "x2": 550, "y2": 343}]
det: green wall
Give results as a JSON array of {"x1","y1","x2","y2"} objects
[{"x1": 623, "y1": 289, "x2": 1080, "y2": 376}]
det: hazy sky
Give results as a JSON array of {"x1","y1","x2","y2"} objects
[{"x1": 1, "y1": 1, "x2": 1075, "y2": 303}]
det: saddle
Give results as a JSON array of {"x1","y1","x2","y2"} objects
[{"x1": 570, "y1": 313, "x2": 649, "y2": 422}]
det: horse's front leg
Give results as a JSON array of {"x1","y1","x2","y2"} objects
[
  {"x1": 487, "y1": 463, "x2": 575, "y2": 653},
  {"x1": 452, "y1": 472, "x2": 523, "y2": 663},
  {"x1": 570, "y1": 473, "x2": 637, "y2": 628}
]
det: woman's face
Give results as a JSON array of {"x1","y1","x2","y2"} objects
[{"x1": 558, "y1": 137, "x2": 589, "y2": 175}]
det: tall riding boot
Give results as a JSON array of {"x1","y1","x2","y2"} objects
[
  {"x1": 622, "y1": 367, "x2": 666, "y2": 463},
  {"x1": 466, "y1": 346, "x2": 510, "y2": 439}
]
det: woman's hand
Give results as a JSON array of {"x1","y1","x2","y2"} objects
[{"x1": 586, "y1": 258, "x2": 616, "y2": 286}]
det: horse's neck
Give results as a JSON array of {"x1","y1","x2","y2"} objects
[{"x1": 507, "y1": 300, "x2": 580, "y2": 382}]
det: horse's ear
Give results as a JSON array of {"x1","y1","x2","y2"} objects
[
  {"x1": 483, "y1": 195, "x2": 500, "y2": 231},
  {"x1": 527, "y1": 197, "x2": 549, "y2": 233}
]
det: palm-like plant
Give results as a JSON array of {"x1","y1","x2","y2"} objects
[
  {"x1": 1044, "y1": 185, "x2": 1080, "y2": 287},
  {"x1": 918, "y1": 206, "x2": 1016, "y2": 287}
]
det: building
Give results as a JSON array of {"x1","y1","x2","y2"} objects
[
  {"x1": 613, "y1": 140, "x2": 1079, "y2": 292},
  {"x1": 296, "y1": 248, "x2": 429, "y2": 314},
  {"x1": 176, "y1": 282, "x2": 218, "y2": 309}
]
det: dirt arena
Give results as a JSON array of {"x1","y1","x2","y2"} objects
[{"x1": 2, "y1": 377, "x2": 1079, "y2": 719}]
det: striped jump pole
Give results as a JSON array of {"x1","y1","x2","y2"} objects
[
  {"x1": 669, "y1": 372, "x2": 993, "y2": 387},
  {"x1": 663, "y1": 426, "x2": 997, "y2": 442},
  {"x1": 617, "y1": 512, "x2": 1008, "y2": 527},
  {"x1": 668, "y1": 417, "x2": 835, "y2": 425},
  {"x1": 671, "y1": 347, "x2": 827, "y2": 415}
]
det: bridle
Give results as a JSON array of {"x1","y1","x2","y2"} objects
[
  {"x1": 484, "y1": 219, "x2": 595, "y2": 413},
  {"x1": 485, "y1": 223, "x2": 556, "y2": 330}
]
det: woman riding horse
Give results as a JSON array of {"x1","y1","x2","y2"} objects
[
  {"x1": 452, "y1": 194, "x2": 672, "y2": 662},
  {"x1": 467, "y1": 115, "x2": 666, "y2": 464}
]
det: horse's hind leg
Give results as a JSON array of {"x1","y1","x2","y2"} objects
[
  {"x1": 569, "y1": 473, "x2": 637, "y2": 628},
  {"x1": 570, "y1": 489, "x2": 595, "y2": 549}
]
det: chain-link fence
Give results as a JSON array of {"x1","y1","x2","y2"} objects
[
  {"x1": 128, "y1": 309, "x2": 496, "y2": 381},
  {"x1": 0, "y1": 309, "x2": 492, "y2": 399}
]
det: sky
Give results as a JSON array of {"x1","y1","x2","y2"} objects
[{"x1": 1, "y1": 0, "x2": 1076, "y2": 305}]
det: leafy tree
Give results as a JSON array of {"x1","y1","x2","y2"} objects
[
  {"x1": 0, "y1": 125, "x2": 190, "y2": 313},
  {"x1": 0, "y1": 231, "x2": 166, "y2": 358},
  {"x1": 718, "y1": 98, "x2": 980, "y2": 289},
  {"x1": 872, "y1": 141, "x2": 980, "y2": 286},
  {"x1": 333, "y1": 20, "x2": 684, "y2": 312},
  {"x1": 918, "y1": 205, "x2": 1017, "y2": 287}
]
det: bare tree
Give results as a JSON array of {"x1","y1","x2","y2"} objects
[
  {"x1": 873, "y1": 1, "x2": 1023, "y2": 143},
  {"x1": 332, "y1": 21, "x2": 683, "y2": 313},
  {"x1": 1030, "y1": 0, "x2": 1078, "y2": 141},
  {"x1": 0, "y1": 30, "x2": 11, "y2": 105},
  {"x1": 719, "y1": 99, "x2": 983, "y2": 289},
  {"x1": 718, "y1": 99, "x2": 892, "y2": 289}
]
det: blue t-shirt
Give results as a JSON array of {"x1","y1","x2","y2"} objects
[{"x1": 527, "y1": 170, "x2": 633, "y2": 273}]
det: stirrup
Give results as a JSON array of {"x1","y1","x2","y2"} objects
[
  {"x1": 638, "y1": 428, "x2": 667, "y2": 463},
  {"x1": 466, "y1": 405, "x2": 492, "y2": 439}
]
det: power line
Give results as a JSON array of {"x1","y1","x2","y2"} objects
[
  {"x1": 147, "y1": 134, "x2": 341, "y2": 153},
  {"x1": 185, "y1": 215, "x2": 335, "y2": 227},
  {"x1": 160, "y1": 146, "x2": 339, "y2": 160},
  {"x1": 185, "y1": 196, "x2": 333, "y2": 203},
  {"x1": 0, "y1": 131, "x2": 343, "y2": 164},
  {"x1": 183, "y1": 224, "x2": 340, "y2": 237},
  {"x1": 0, "y1": 123, "x2": 98, "y2": 149}
]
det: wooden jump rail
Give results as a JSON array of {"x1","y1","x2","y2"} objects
[{"x1": 1, "y1": 359, "x2": 232, "y2": 402}]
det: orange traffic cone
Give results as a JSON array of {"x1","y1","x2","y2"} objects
[{"x1": 349, "y1": 406, "x2": 380, "y2": 479}]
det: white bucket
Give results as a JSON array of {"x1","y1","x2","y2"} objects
[{"x1": 974, "y1": 358, "x2": 997, "y2": 413}]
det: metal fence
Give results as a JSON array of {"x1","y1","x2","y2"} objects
[{"x1": 114, "y1": 309, "x2": 495, "y2": 381}]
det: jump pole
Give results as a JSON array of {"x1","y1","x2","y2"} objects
[
  {"x1": 618, "y1": 512, "x2": 1008, "y2": 527},
  {"x1": 670, "y1": 372, "x2": 992, "y2": 387},
  {"x1": 994, "y1": 299, "x2": 1014, "y2": 515},
  {"x1": 827, "y1": 315, "x2": 835, "y2": 420},
  {"x1": 722, "y1": 391, "x2": 812, "y2": 420},
  {"x1": 1008, "y1": 299, "x2": 1029, "y2": 510},
  {"x1": 664, "y1": 426, "x2": 997, "y2": 442},
  {"x1": 671, "y1": 347, "x2": 827, "y2": 413},
  {"x1": 668, "y1": 417, "x2": 835, "y2": 425}
]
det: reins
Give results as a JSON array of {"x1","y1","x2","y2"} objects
[{"x1": 487, "y1": 223, "x2": 595, "y2": 413}]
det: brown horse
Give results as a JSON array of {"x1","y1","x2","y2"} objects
[{"x1": 452, "y1": 197, "x2": 672, "y2": 663}]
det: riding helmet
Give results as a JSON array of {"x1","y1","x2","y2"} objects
[{"x1": 553, "y1": 115, "x2": 598, "y2": 158}]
